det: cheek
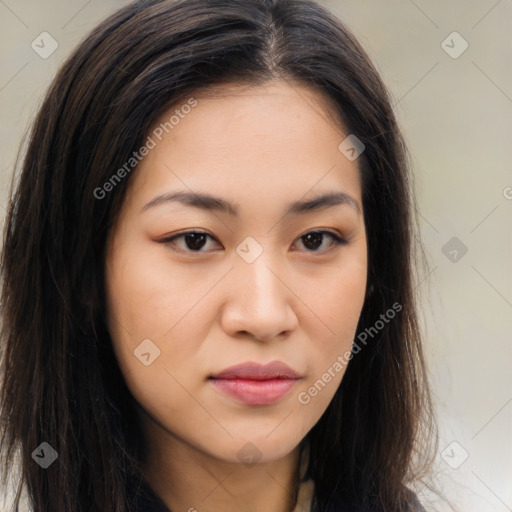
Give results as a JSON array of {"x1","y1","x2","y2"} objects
[
  {"x1": 104, "y1": 235, "x2": 225, "y2": 411},
  {"x1": 104, "y1": 241, "x2": 206, "y2": 426},
  {"x1": 305, "y1": 251, "x2": 367, "y2": 339},
  {"x1": 296, "y1": 253, "x2": 367, "y2": 406},
  {"x1": 105, "y1": 237, "x2": 201, "y2": 342}
]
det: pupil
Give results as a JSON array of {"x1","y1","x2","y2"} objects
[
  {"x1": 303, "y1": 232, "x2": 322, "y2": 250},
  {"x1": 185, "y1": 233, "x2": 206, "y2": 250},
  {"x1": 183, "y1": 232, "x2": 325, "y2": 251}
]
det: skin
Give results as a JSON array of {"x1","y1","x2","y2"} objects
[{"x1": 105, "y1": 79, "x2": 368, "y2": 512}]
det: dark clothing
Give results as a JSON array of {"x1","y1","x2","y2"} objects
[
  {"x1": 132, "y1": 478, "x2": 171, "y2": 512},
  {"x1": 132, "y1": 477, "x2": 426, "y2": 512},
  {"x1": 314, "y1": 490, "x2": 427, "y2": 512}
]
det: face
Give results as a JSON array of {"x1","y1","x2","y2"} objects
[{"x1": 104, "y1": 80, "x2": 367, "y2": 466}]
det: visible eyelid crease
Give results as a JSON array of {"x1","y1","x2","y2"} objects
[{"x1": 160, "y1": 229, "x2": 347, "y2": 253}]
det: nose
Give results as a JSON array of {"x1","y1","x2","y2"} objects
[{"x1": 219, "y1": 250, "x2": 299, "y2": 342}]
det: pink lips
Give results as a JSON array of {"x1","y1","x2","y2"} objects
[{"x1": 209, "y1": 361, "x2": 301, "y2": 405}]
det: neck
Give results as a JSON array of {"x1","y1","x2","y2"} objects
[{"x1": 142, "y1": 416, "x2": 303, "y2": 512}]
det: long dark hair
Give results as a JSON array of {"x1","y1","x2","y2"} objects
[{"x1": 0, "y1": 0, "x2": 438, "y2": 510}]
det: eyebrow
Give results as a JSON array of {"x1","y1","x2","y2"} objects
[{"x1": 141, "y1": 190, "x2": 361, "y2": 216}]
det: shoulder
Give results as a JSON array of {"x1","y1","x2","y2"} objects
[
  {"x1": 318, "y1": 489, "x2": 426, "y2": 512},
  {"x1": 404, "y1": 489, "x2": 427, "y2": 512},
  {"x1": 131, "y1": 477, "x2": 171, "y2": 512}
]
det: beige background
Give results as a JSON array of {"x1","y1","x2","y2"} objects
[{"x1": 1, "y1": 1, "x2": 511, "y2": 511}]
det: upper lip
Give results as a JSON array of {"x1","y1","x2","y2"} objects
[{"x1": 210, "y1": 361, "x2": 301, "y2": 380}]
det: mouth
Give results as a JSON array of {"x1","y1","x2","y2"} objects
[{"x1": 208, "y1": 360, "x2": 302, "y2": 406}]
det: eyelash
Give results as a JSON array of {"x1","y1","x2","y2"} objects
[{"x1": 160, "y1": 229, "x2": 347, "y2": 255}]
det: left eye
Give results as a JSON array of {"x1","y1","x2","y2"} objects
[
  {"x1": 160, "y1": 230, "x2": 347, "y2": 254},
  {"x1": 294, "y1": 230, "x2": 347, "y2": 252}
]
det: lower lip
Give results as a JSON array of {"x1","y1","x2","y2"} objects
[{"x1": 209, "y1": 378, "x2": 299, "y2": 405}]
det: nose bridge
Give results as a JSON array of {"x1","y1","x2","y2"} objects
[
  {"x1": 220, "y1": 236, "x2": 297, "y2": 340},
  {"x1": 235, "y1": 237, "x2": 285, "y2": 310}
]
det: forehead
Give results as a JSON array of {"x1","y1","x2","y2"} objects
[
  {"x1": 159, "y1": 79, "x2": 348, "y2": 141},
  {"x1": 124, "y1": 80, "x2": 362, "y2": 214}
]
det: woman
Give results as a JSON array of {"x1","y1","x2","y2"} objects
[{"x1": 0, "y1": 0, "x2": 438, "y2": 511}]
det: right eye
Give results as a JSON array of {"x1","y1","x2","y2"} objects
[{"x1": 159, "y1": 230, "x2": 221, "y2": 253}]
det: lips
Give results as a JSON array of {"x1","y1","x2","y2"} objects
[
  {"x1": 210, "y1": 360, "x2": 301, "y2": 380},
  {"x1": 209, "y1": 361, "x2": 302, "y2": 405}
]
